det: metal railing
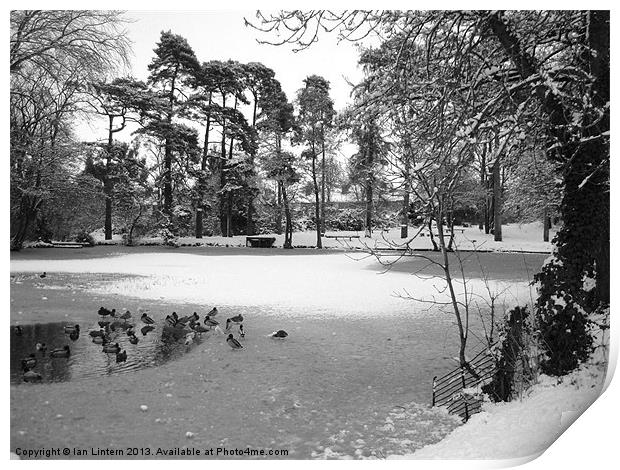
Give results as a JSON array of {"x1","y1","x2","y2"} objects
[{"x1": 432, "y1": 345, "x2": 497, "y2": 422}]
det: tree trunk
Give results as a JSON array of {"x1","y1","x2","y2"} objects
[
  {"x1": 104, "y1": 116, "x2": 114, "y2": 240},
  {"x1": 246, "y1": 95, "x2": 259, "y2": 236},
  {"x1": 214, "y1": 94, "x2": 226, "y2": 237},
  {"x1": 364, "y1": 142, "x2": 373, "y2": 238},
  {"x1": 226, "y1": 192, "x2": 233, "y2": 238},
  {"x1": 311, "y1": 148, "x2": 322, "y2": 248},
  {"x1": 435, "y1": 208, "x2": 478, "y2": 379},
  {"x1": 543, "y1": 208, "x2": 550, "y2": 242},
  {"x1": 163, "y1": 69, "x2": 178, "y2": 221},
  {"x1": 275, "y1": 181, "x2": 283, "y2": 234},
  {"x1": 224, "y1": 97, "x2": 237, "y2": 237},
  {"x1": 196, "y1": 92, "x2": 212, "y2": 239},
  {"x1": 281, "y1": 181, "x2": 293, "y2": 249},
  {"x1": 401, "y1": 191, "x2": 410, "y2": 238},
  {"x1": 428, "y1": 219, "x2": 438, "y2": 251},
  {"x1": 492, "y1": 158, "x2": 502, "y2": 242},
  {"x1": 320, "y1": 139, "x2": 326, "y2": 235},
  {"x1": 489, "y1": 11, "x2": 609, "y2": 304}
]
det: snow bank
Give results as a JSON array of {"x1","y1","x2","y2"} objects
[{"x1": 395, "y1": 344, "x2": 608, "y2": 460}]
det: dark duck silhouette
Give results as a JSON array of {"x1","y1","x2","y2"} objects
[
  {"x1": 226, "y1": 334, "x2": 243, "y2": 350},
  {"x1": 69, "y1": 330, "x2": 80, "y2": 341},
  {"x1": 23, "y1": 368, "x2": 42, "y2": 382},
  {"x1": 102, "y1": 343, "x2": 121, "y2": 354},
  {"x1": 165, "y1": 315, "x2": 177, "y2": 327},
  {"x1": 119, "y1": 310, "x2": 131, "y2": 321},
  {"x1": 115, "y1": 350, "x2": 127, "y2": 363},
  {"x1": 64, "y1": 324, "x2": 80, "y2": 335},
  {"x1": 271, "y1": 330, "x2": 288, "y2": 338},
  {"x1": 50, "y1": 345, "x2": 71, "y2": 358},
  {"x1": 207, "y1": 307, "x2": 218, "y2": 317},
  {"x1": 191, "y1": 323, "x2": 209, "y2": 334},
  {"x1": 39, "y1": 272, "x2": 47, "y2": 279},
  {"x1": 141, "y1": 325, "x2": 155, "y2": 336},
  {"x1": 128, "y1": 334, "x2": 139, "y2": 345},
  {"x1": 141, "y1": 313, "x2": 155, "y2": 325},
  {"x1": 98, "y1": 307, "x2": 114, "y2": 318},
  {"x1": 204, "y1": 315, "x2": 219, "y2": 329},
  {"x1": 226, "y1": 314, "x2": 244, "y2": 331},
  {"x1": 239, "y1": 324, "x2": 245, "y2": 338},
  {"x1": 21, "y1": 353, "x2": 37, "y2": 369}
]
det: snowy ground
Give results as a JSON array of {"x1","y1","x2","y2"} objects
[{"x1": 87, "y1": 222, "x2": 556, "y2": 254}]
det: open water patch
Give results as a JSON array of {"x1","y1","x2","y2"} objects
[{"x1": 11, "y1": 320, "x2": 209, "y2": 384}]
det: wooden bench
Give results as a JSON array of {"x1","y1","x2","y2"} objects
[
  {"x1": 323, "y1": 234, "x2": 361, "y2": 241},
  {"x1": 245, "y1": 236, "x2": 276, "y2": 248}
]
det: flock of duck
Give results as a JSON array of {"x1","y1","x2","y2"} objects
[{"x1": 15, "y1": 305, "x2": 289, "y2": 383}]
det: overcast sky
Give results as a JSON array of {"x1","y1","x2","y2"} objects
[{"x1": 79, "y1": 10, "x2": 365, "y2": 144}]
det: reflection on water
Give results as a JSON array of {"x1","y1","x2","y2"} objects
[{"x1": 10, "y1": 321, "x2": 206, "y2": 384}]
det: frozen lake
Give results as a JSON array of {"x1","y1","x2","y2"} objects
[{"x1": 10, "y1": 247, "x2": 545, "y2": 458}]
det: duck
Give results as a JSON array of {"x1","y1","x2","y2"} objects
[
  {"x1": 119, "y1": 310, "x2": 132, "y2": 321},
  {"x1": 226, "y1": 334, "x2": 243, "y2": 350},
  {"x1": 115, "y1": 350, "x2": 127, "y2": 363},
  {"x1": 39, "y1": 272, "x2": 47, "y2": 279},
  {"x1": 239, "y1": 324, "x2": 245, "y2": 339},
  {"x1": 204, "y1": 316, "x2": 219, "y2": 329},
  {"x1": 102, "y1": 343, "x2": 121, "y2": 354},
  {"x1": 35, "y1": 342, "x2": 47, "y2": 354},
  {"x1": 128, "y1": 334, "x2": 139, "y2": 345},
  {"x1": 69, "y1": 330, "x2": 80, "y2": 342},
  {"x1": 226, "y1": 314, "x2": 244, "y2": 327},
  {"x1": 98, "y1": 306, "x2": 113, "y2": 317},
  {"x1": 271, "y1": 330, "x2": 288, "y2": 338},
  {"x1": 191, "y1": 323, "x2": 209, "y2": 334},
  {"x1": 21, "y1": 353, "x2": 37, "y2": 369},
  {"x1": 141, "y1": 313, "x2": 155, "y2": 325},
  {"x1": 165, "y1": 315, "x2": 177, "y2": 327},
  {"x1": 226, "y1": 314, "x2": 243, "y2": 324},
  {"x1": 207, "y1": 307, "x2": 218, "y2": 317},
  {"x1": 176, "y1": 313, "x2": 192, "y2": 325},
  {"x1": 89, "y1": 329, "x2": 105, "y2": 338},
  {"x1": 50, "y1": 345, "x2": 71, "y2": 358},
  {"x1": 23, "y1": 369, "x2": 42, "y2": 382},
  {"x1": 64, "y1": 324, "x2": 80, "y2": 334},
  {"x1": 14, "y1": 325, "x2": 23, "y2": 336},
  {"x1": 141, "y1": 325, "x2": 155, "y2": 336}
]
